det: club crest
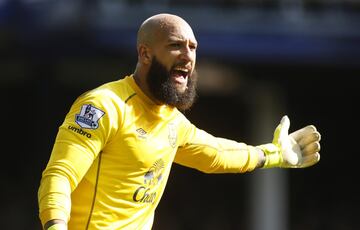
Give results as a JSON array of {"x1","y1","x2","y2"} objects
[
  {"x1": 75, "y1": 104, "x2": 105, "y2": 129},
  {"x1": 168, "y1": 122, "x2": 177, "y2": 148}
]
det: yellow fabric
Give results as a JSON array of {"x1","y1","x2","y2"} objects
[
  {"x1": 38, "y1": 75, "x2": 259, "y2": 229},
  {"x1": 175, "y1": 129, "x2": 259, "y2": 173}
]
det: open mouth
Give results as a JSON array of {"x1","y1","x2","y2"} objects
[{"x1": 171, "y1": 67, "x2": 190, "y2": 85}]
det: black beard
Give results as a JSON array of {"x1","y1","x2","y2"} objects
[{"x1": 146, "y1": 56, "x2": 198, "y2": 111}]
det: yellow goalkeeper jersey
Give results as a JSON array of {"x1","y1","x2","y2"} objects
[{"x1": 38, "y1": 75, "x2": 260, "y2": 230}]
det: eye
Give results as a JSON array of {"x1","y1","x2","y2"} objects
[
  {"x1": 169, "y1": 43, "x2": 181, "y2": 49},
  {"x1": 189, "y1": 44, "x2": 197, "y2": 51}
]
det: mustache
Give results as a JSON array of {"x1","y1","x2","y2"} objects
[{"x1": 171, "y1": 62, "x2": 192, "y2": 71}]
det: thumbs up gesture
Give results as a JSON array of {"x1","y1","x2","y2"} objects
[{"x1": 273, "y1": 115, "x2": 321, "y2": 168}]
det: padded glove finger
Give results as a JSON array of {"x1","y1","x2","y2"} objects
[
  {"x1": 302, "y1": 142, "x2": 321, "y2": 155},
  {"x1": 290, "y1": 125, "x2": 317, "y2": 142},
  {"x1": 297, "y1": 131, "x2": 321, "y2": 148},
  {"x1": 298, "y1": 153, "x2": 320, "y2": 168}
]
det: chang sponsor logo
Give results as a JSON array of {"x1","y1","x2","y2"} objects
[
  {"x1": 132, "y1": 186, "x2": 157, "y2": 203},
  {"x1": 68, "y1": 125, "x2": 92, "y2": 138},
  {"x1": 132, "y1": 159, "x2": 165, "y2": 204}
]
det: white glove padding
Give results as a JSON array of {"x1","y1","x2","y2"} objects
[{"x1": 274, "y1": 115, "x2": 321, "y2": 168}]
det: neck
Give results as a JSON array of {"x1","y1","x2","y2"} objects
[{"x1": 133, "y1": 68, "x2": 162, "y2": 105}]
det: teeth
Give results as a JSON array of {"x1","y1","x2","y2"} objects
[{"x1": 174, "y1": 67, "x2": 189, "y2": 72}]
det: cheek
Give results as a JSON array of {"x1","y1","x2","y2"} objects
[
  {"x1": 190, "y1": 52, "x2": 196, "y2": 66},
  {"x1": 192, "y1": 58, "x2": 196, "y2": 71},
  {"x1": 157, "y1": 52, "x2": 176, "y2": 67}
]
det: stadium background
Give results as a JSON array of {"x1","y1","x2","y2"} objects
[{"x1": 0, "y1": 1, "x2": 359, "y2": 229}]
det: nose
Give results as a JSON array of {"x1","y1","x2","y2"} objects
[{"x1": 180, "y1": 45, "x2": 194, "y2": 62}]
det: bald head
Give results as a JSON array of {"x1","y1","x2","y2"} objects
[
  {"x1": 137, "y1": 13, "x2": 194, "y2": 48},
  {"x1": 133, "y1": 13, "x2": 198, "y2": 110}
]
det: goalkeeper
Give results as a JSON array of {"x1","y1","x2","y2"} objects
[{"x1": 38, "y1": 13, "x2": 321, "y2": 230}]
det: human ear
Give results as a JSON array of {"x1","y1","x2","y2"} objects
[{"x1": 138, "y1": 44, "x2": 152, "y2": 65}]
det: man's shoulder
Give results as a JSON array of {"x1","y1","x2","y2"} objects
[
  {"x1": 71, "y1": 75, "x2": 133, "y2": 111},
  {"x1": 89, "y1": 75, "x2": 134, "y2": 99},
  {"x1": 97, "y1": 75, "x2": 131, "y2": 89}
]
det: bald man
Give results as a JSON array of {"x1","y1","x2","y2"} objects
[{"x1": 38, "y1": 13, "x2": 321, "y2": 230}]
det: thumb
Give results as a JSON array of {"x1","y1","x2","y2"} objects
[
  {"x1": 273, "y1": 115, "x2": 290, "y2": 144},
  {"x1": 279, "y1": 115, "x2": 290, "y2": 140},
  {"x1": 279, "y1": 115, "x2": 301, "y2": 166}
]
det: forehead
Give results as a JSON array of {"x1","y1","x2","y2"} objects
[{"x1": 157, "y1": 20, "x2": 197, "y2": 43}]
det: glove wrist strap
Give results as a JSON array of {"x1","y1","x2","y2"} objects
[{"x1": 258, "y1": 143, "x2": 283, "y2": 168}]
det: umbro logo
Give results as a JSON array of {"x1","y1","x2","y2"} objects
[{"x1": 136, "y1": 128, "x2": 147, "y2": 138}]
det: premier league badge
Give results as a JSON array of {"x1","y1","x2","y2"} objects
[{"x1": 75, "y1": 104, "x2": 105, "y2": 129}]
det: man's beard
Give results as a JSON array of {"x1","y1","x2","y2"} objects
[{"x1": 147, "y1": 56, "x2": 198, "y2": 111}]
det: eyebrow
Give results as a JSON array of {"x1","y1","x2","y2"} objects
[{"x1": 167, "y1": 37, "x2": 198, "y2": 45}]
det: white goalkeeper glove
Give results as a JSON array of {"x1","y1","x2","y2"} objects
[
  {"x1": 259, "y1": 115, "x2": 321, "y2": 168},
  {"x1": 47, "y1": 223, "x2": 67, "y2": 230}
]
